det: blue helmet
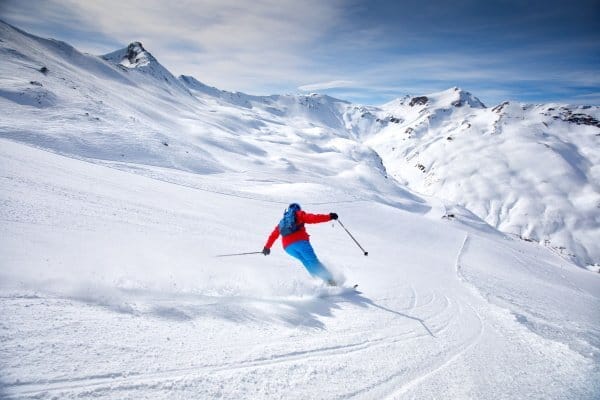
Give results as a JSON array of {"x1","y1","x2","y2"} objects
[{"x1": 287, "y1": 203, "x2": 301, "y2": 212}]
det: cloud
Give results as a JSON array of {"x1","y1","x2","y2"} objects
[
  {"x1": 298, "y1": 80, "x2": 356, "y2": 91},
  {"x1": 569, "y1": 92, "x2": 600, "y2": 105},
  {"x1": 0, "y1": 0, "x2": 122, "y2": 54}
]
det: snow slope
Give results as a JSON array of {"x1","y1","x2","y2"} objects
[
  {"x1": 1, "y1": 20, "x2": 600, "y2": 399},
  {"x1": 1, "y1": 138, "x2": 599, "y2": 399}
]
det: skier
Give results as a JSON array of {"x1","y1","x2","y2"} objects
[{"x1": 263, "y1": 203, "x2": 339, "y2": 286}]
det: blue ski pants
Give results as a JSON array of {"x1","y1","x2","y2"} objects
[{"x1": 285, "y1": 240, "x2": 333, "y2": 282}]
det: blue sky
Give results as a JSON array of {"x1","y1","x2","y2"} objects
[{"x1": 1, "y1": 0, "x2": 598, "y2": 105}]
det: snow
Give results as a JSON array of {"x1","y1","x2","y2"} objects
[
  {"x1": 369, "y1": 90, "x2": 600, "y2": 267},
  {"x1": 1, "y1": 20, "x2": 599, "y2": 399}
]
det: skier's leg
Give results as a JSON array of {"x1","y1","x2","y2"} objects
[
  {"x1": 284, "y1": 242, "x2": 305, "y2": 263},
  {"x1": 291, "y1": 241, "x2": 334, "y2": 283}
]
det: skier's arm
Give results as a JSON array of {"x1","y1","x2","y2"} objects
[
  {"x1": 299, "y1": 211, "x2": 333, "y2": 224},
  {"x1": 264, "y1": 225, "x2": 280, "y2": 249}
]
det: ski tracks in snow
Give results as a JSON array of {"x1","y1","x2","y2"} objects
[
  {"x1": 383, "y1": 303, "x2": 485, "y2": 399},
  {"x1": 342, "y1": 293, "x2": 485, "y2": 399},
  {"x1": 2, "y1": 283, "x2": 474, "y2": 399}
]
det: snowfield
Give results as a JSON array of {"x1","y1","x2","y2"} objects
[{"x1": 1, "y1": 20, "x2": 599, "y2": 399}]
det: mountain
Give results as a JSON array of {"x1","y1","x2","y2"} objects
[
  {"x1": 367, "y1": 88, "x2": 600, "y2": 267},
  {"x1": 102, "y1": 41, "x2": 191, "y2": 95},
  {"x1": 1, "y1": 18, "x2": 598, "y2": 267},
  {"x1": 1, "y1": 19, "x2": 600, "y2": 399}
]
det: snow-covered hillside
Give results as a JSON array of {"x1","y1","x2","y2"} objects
[
  {"x1": 367, "y1": 88, "x2": 600, "y2": 267},
  {"x1": 0, "y1": 20, "x2": 399, "y2": 204},
  {"x1": 1, "y1": 20, "x2": 600, "y2": 399}
]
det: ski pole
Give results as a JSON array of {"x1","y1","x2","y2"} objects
[
  {"x1": 215, "y1": 251, "x2": 264, "y2": 257},
  {"x1": 337, "y1": 220, "x2": 368, "y2": 256}
]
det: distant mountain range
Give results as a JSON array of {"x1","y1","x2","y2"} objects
[{"x1": 1, "y1": 19, "x2": 598, "y2": 267}]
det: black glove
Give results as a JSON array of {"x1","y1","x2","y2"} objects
[
  {"x1": 329, "y1": 212, "x2": 338, "y2": 220},
  {"x1": 262, "y1": 247, "x2": 270, "y2": 255}
]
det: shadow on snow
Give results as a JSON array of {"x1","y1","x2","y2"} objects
[{"x1": 71, "y1": 287, "x2": 435, "y2": 336}]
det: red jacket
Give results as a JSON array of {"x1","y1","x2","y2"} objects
[{"x1": 265, "y1": 210, "x2": 332, "y2": 249}]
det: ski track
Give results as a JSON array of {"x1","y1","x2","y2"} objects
[
  {"x1": 349, "y1": 234, "x2": 500, "y2": 399},
  {"x1": 339, "y1": 296, "x2": 482, "y2": 400},
  {"x1": 349, "y1": 234, "x2": 491, "y2": 399},
  {"x1": 3, "y1": 286, "x2": 467, "y2": 399},
  {"x1": 383, "y1": 304, "x2": 485, "y2": 399}
]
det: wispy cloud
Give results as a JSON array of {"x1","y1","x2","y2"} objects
[
  {"x1": 1, "y1": 0, "x2": 346, "y2": 93},
  {"x1": 298, "y1": 80, "x2": 356, "y2": 91}
]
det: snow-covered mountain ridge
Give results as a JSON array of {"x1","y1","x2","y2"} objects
[
  {"x1": 368, "y1": 88, "x2": 600, "y2": 267},
  {"x1": 102, "y1": 41, "x2": 191, "y2": 95},
  {"x1": 0, "y1": 19, "x2": 599, "y2": 268}
]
